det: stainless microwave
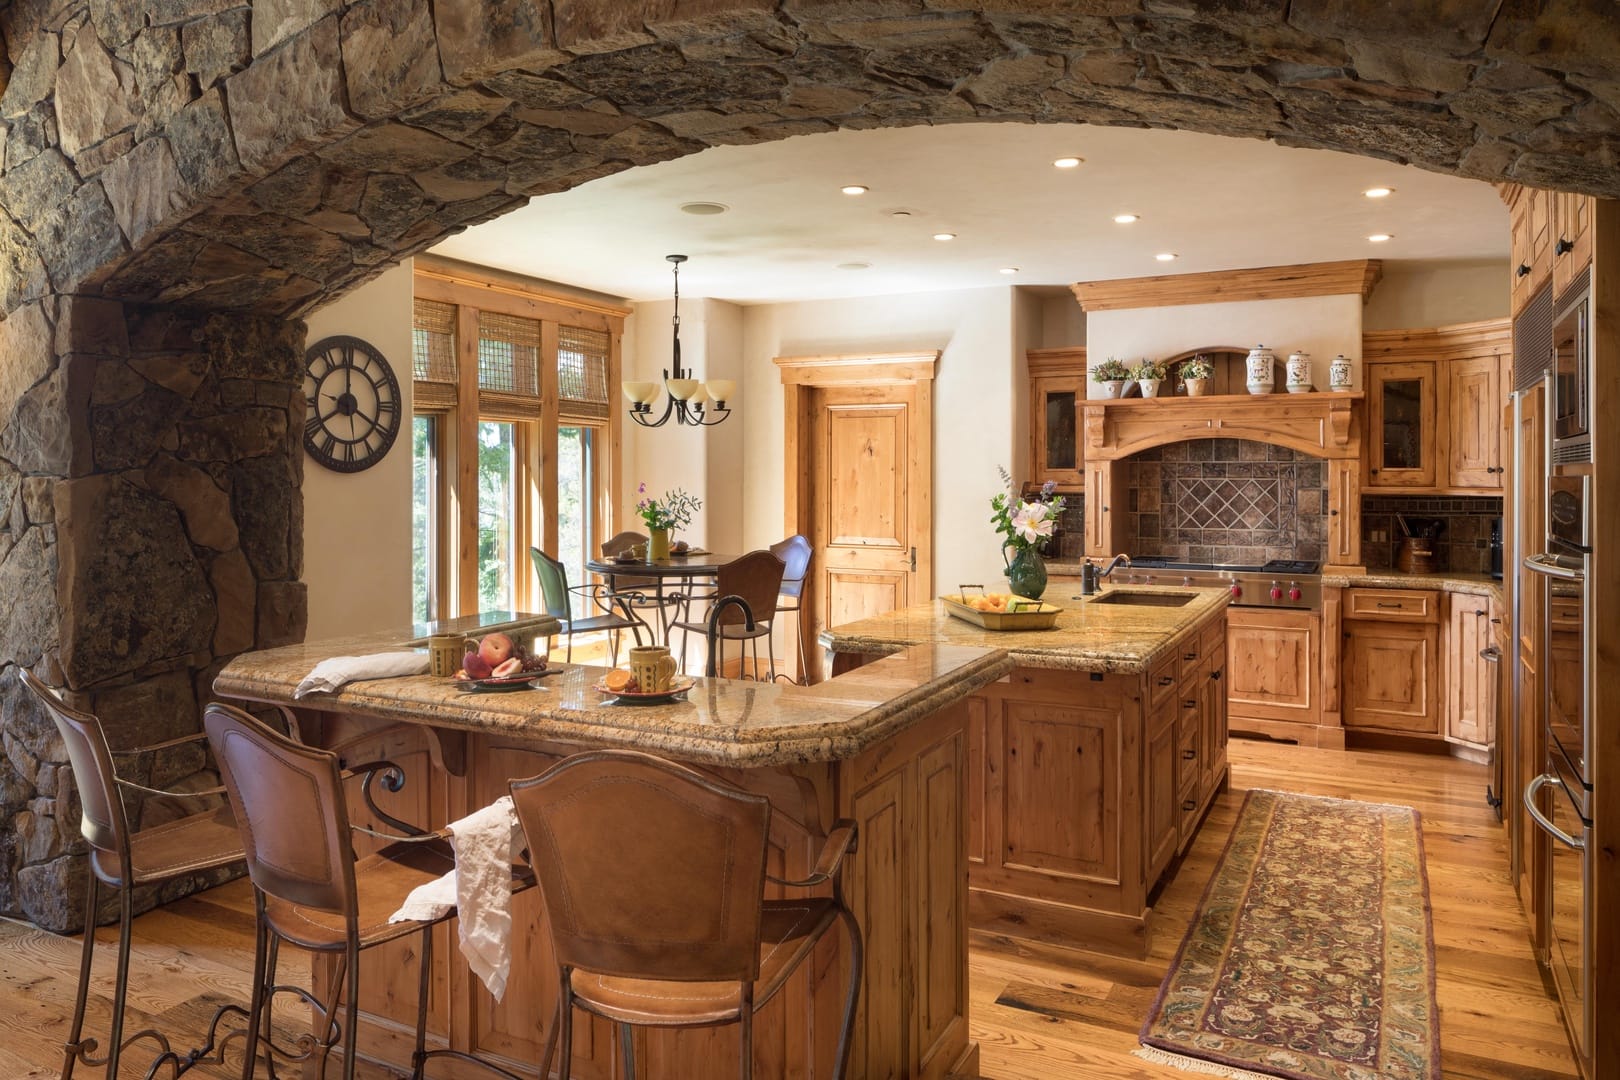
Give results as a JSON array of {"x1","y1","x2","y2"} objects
[{"x1": 1552, "y1": 286, "x2": 1591, "y2": 462}]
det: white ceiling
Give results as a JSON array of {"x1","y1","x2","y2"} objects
[{"x1": 428, "y1": 122, "x2": 1511, "y2": 306}]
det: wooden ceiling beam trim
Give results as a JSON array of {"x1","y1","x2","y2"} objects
[{"x1": 1070, "y1": 259, "x2": 1383, "y2": 311}]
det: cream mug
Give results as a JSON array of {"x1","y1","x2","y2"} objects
[
  {"x1": 429, "y1": 634, "x2": 467, "y2": 678},
  {"x1": 628, "y1": 646, "x2": 677, "y2": 693}
]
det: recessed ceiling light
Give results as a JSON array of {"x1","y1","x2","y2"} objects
[
  {"x1": 841, "y1": 185, "x2": 868, "y2": 196},
  {"x1": 1367, "y1": 233, "x2": 1393, "y2": 243},
  {"x1": 999, "y1": 267, "x2": 1019, "y2": 275},
  {"x1": 889, "y1": 209, "x2": 912, "y2": 218},
  {"x1": 934, "y1": 232, "x2": 956, "y2": 241},
  {"x1": 838, "y1": 261, "x2": 872, "y2": 270},
  {"x1": 679, "y1": 201, "x2": 728, "y2": 216},
  {"x1": 1363, "y1": 187, "x2": 1394, "y2": 198},
  {"x1": 1113, "y1": 214, "x2": 1139, "y2": 224},
  {"x1": 1053, "y1": 156, "x2": 1083, "y2": 168},
  {"x1": 1155, "y1": 252, "x2": 1178, "y2": 262}
]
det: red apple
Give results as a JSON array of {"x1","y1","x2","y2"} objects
[
  {"x1": 478, "y1": 632, "x2": 514, "y2": 667},
  {"x1": 463, "y1": 651, "x2": 493, "y2": 679}
]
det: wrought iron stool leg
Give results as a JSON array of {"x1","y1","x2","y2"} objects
[
  {"x1": 410, "y1": 926, "x2": 432, "y2": 1079},
  {"x1": 105, "y1": 885, "x2": 137, "y2": 1080},
  {"x1": 62, "y1": 873, "x2": 100, "y2": 1080},
  {"x1": 240, "y1": 912, "x2": 269, "y2": 1080}
]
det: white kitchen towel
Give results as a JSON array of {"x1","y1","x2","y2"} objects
[
  {"x1": 388, "y1": 796, "x2": 522, "y2": 1001},
  {"x1": 293, "y1": 652, "x2": 430, "y2": 698}
]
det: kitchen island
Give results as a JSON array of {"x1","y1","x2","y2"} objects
[
  {"x1": 821, "y1": 586, "x2": 1231, "y2": 957},
  {"x1": 215, "y1": 631, "x2": 1010, "y2": 1080}
]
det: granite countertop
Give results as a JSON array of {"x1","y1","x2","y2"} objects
[
  {"x1": 215, "y1": 633, "x2": 1012, "y2": 768},
  {"x1": 819, "y1": 586, "x2": 1231, "y2": 674},
  {"x1": 1323, "y1": 570, "x2": 1504, "y2": 603}
]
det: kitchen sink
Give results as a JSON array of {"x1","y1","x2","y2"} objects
[{"x1": 1086, "y1": 590, "x2": 1198, "y2": 607}]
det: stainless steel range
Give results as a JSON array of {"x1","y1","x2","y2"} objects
[{"x1": 1110, "y1": 557, "x2": 1323, "y2": 610}]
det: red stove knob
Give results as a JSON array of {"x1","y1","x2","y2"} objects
[
  {"x1": 1269, "y1": 580, "x2": 1284, "y2": 601},
  {"x1": 1230, "y1": 582, "x2": 1243, "y2": 599},
  {"x1": 1288, "y1": 582, "x2": 1303, "y2": 602}
]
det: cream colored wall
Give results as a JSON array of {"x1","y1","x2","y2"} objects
[
  {"x1": 301, "y1": 262, "x2": 416, "y2": 640},
  {"x1": 1362, "y1": 259, "x2": 1509, "y2": 329},
  {"x1": 1039, "y1": 290, "x2": 1086, "y2": 346},
  {"x1": 738, "y1": 288, "x2": 1020, "y2": 597},
  {"x1": 1087, "y1": 293, "x2": 1364, "y2": 392}
]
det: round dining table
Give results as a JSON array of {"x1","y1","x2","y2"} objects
[{"x1": 585, "y1": 552, "x2": 743, "y2": 645}]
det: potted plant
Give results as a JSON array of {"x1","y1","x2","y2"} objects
[
  {"x1": 1130, "y1": 357, "x2": 1167, "y2": 398},
  {"x1": 1179, "y1": 354, "x2": 1214, "y2": 397},
  {"x1": 990, "y1": 470, "x2": 1066, "y2": 600},
  {"x1": 1090, "y1": 357, "x2": 1131, "y2": 399},
  {"x1": 634, "y1": 484, "x2": 702, "y2": 561}
]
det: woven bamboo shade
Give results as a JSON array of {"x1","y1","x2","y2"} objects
[
  {"x1": 412, "y1": 299, "x2": 457, "y2": 384},
  {"x1": 477, "y1": 311, "x2": 541, "y2": 399},
  {"x1": 558, "y1": 325, "x2": 611, "y2": 421}
]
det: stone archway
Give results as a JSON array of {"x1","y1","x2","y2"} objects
[{"x1": 2, "y1": 0, "x2": 1618, "y2": 928}]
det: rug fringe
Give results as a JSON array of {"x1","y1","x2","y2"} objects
[{"x1": 1133, "y1": 1045, "x2": 1282, "y2": 1080}]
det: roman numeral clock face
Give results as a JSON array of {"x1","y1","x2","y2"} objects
[{"x1": 302, "y1": 335, "x2": 401, "y2": 473}]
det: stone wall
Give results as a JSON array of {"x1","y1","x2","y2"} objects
[
  {"x1": 2, "y1": 0, "x2": 1619, "y2": 927},
  {"x1": 0, "y1": 296, "x2": 305, "y2": 931}
]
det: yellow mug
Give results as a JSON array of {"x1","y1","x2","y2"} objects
[
  {"x1": 429, "y1": 634, "x2": 467, "y2": 678},
  {"x1": 628, "y1": 646, "x2": 677, "y2": 693}
]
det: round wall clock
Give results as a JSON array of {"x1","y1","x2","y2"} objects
[{"x1": 302, "y1": 335, "x2": 402, "y2": 473}]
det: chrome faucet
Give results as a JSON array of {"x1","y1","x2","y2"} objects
[
  {"x1": 705, "y1": 594, "x2": 756, "y2": 678},
  {"x1": 1079, "y1": 553, "x2": 1132, "y2": 596}
]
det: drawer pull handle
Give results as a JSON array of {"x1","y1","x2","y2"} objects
[
  {"x1": 1184, "y1": 651, "x2": 1197, "y2": 660},
  {"x1": 1158, "y1": 676, "x2": 1174, "y2": 686},
  {"x1": 1184, "y1": 699, "x2": 1197, "y2": 709},
  {"x1": 1182, "y1": 749, "x2": 1197, "y2": 760},
  {"x1": 1376, "y1": 601, "x2": 1402, "y2": 609},
  {"x1": 1182, "y1": 799, "x2": 1198, "y2": 812}
]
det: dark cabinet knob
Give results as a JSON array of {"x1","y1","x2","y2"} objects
[
  {"x1": 1517, "y1": 263, "x2": 1532, "y2": 278},
  {"x1": 1556, "y1": 238, "x2": 1573, "y2": 256}
]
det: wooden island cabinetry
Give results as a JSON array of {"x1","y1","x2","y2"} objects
[{"x1": 823, "y1": 587, "x2": 1230, "y2": 958}]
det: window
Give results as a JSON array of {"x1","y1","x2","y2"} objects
[{"x1": 410, "y1": 258, "x2": 627, "y2": 620}]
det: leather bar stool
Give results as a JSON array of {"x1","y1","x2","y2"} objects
[
  {"x1": 203, "y1": 703, "x2": 531, "y2": 1080},
  {"x1": 509, "y1": 748, "x2": 863, "y2": 1080},
  {"x1": 19, "y1": 670, "x2": 247, "y2": 1080}
]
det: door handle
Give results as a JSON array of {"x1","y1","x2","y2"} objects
[
  {"x1": 1524, "y1": 774, "x2": 1585, "y2": 850},
  {"x1": 909, "y1": 547, "x2": 917, "y2": 571},
  {"x1": 1522, "y1": 553, "x2": 1584, "y2": 581}
]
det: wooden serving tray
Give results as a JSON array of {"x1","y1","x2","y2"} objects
[{"x1": 940, "y1": 595, "x2": 1061, "y2": 630}]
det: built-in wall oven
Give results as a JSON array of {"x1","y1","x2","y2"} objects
[{"x1": 1524, "y1": 351, "x2": 1594, "y2": 1062}]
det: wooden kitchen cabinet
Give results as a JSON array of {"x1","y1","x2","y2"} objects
[
  {"x1": 1342, "y1": 589, "x2": 1441, "y2": 735},
  {"x1": 1145, "y1": 693, "x2": 1179, "y2": 882},
  {"x1": 1443, "y1": 594, "x2": 1496, "y2": 749},
  {"x1": 1551, "y1": 190, "x2": 1595, "y2": 298},
  {"x1": 1366, "y1": 359, "x2": 1438, "y2": 488},
  {"x1": 1448, "y1": 354, "x2": 1505, "y2": 490},
  {"x1": 1225, "y1": 608, "x2": 1323, "y2": 745},
  {"x1": 1510, "y1": 184, "x2": 1554, "y2": 315},
  {"x1": 1027, "y1": 347, "x2": 1086, "y2": 490}
]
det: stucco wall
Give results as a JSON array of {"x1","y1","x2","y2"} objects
[{"x1": 1363, "y1": 259, "x2": 1509, "y2": 330}]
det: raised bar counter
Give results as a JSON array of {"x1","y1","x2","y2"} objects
[
  {"x1": 216, "y1": 629, "x2": 1009, "y2": 1080},
  {"x1": 821, "y1": 586, "x2": 1232, "y2": 959}
]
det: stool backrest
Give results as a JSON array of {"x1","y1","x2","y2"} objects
[
  {"x1": 20, "y1": 670, "x2": 129, "y2": 860},
  {"x1": 529, "y1": 548, "x2": 572, "y2": 621},
  {"x1": 712, "y1": 550, "x2": 786, "y2": 627},
  {"x1": 768, "y1": 535, "x2": 812, "y2": 599},
  {"x1": 510, "y1": 749, "x2": 771, "y2": 983},
  {"x1": 204, "y1": 703, "x2": 357, "y2": 915}
]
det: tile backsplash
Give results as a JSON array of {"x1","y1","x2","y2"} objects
[
  {"x1": 1022, "y1": 488, "x2": 1086, "y2": 560},
  {"x1": 1360, "y1": 495, "x2": 1503, "y2": 574},
  {"x1": 1123, "y1": 439, "x2": 1329, "y2": 565}
]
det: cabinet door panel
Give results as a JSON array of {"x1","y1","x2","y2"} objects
[
  {"x1": 1146, "y1": 698, "x2": 1178, "y2": 881},
  {"x1": 1449, "y1": 355, "x2": 1504, "y2": 490},
  {"x1": 1001, "y1": 700, "x2": 1119, "y2": 884},
  {"x1": 1226, "y1": 609, "x2": 1319, "y2": 726},
  {"x1": 1367, "y1": 361, "x2": 1438, "y2": 488},
  {"x1": 1344, "y1": 620, "x2": 1440, "y2": 733},
  {"x1": 1446, "y1": 601, "x2": 1491, "y2": 745}
]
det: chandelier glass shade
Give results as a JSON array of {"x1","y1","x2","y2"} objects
[{"x1": 623, "y1": 254, "x2": 732, "y2": 428}]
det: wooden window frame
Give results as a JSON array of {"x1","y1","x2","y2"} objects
[{"x1": 413, "y1": 256, "x2": 629, "y2": 619}]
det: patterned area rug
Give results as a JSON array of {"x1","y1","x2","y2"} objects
[{"x1": 1138, "y1": 789, "x2": 1439, "y2": 1080}]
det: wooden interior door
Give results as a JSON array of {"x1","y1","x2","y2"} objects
[{"x1": 803, "y1": 383, "x2": 931, "y2": 679}]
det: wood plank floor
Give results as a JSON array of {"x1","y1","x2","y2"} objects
[{"x1": 0, "y1": 740, "x2": 1577, "y2": 1079}]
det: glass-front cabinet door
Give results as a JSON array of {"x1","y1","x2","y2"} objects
[
  {"x1": 1366, "y1": 360, "x2": 1437, "y2": 489},
  {"x1": 1031, "y1": 374, "x2": 1085, "y2": 488}
]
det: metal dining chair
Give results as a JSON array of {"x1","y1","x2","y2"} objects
[
  {"x1": 768, "y1": 535, "x2": 813, "y2": 683},
  {"x1": 509, "y1": 749, "x2": 862, "y2": 1080},
  {"x1": 19, "y1": 669, "x2": 247, "y2": 1080},
  {"x1": 668, "y1": 550, "x2": 785, "y2": 680},
  {"x1": 530, "y1": 547, "x2": 646, "y2": 665}
]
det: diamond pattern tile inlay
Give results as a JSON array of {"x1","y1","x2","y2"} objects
[{"x1": 1175, "y1": 476, "x2": 1284, "y2": 531}]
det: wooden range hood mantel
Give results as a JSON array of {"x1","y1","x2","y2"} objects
[
  {"x1": 1079, "y1": 393, "x2": 1366, "y2": 574},
  {"x1": 1082, "y1": 392, "x2": 1364, "y2": 462}
]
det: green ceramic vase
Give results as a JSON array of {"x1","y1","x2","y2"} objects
[{"x1": 1005, "y1": 546, "x2": 1048, "y2": 600}]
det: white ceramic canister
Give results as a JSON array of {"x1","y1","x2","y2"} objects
[
  {"x1": 1329, "y1": 354, "x2": 1353, "y2": 391},
  {"x1": 1245, "y1": 345, "x2": 1276, "y2": 395},
  {"x1": 1286, "y1": 351, "x2": 1312, "y2": 393}
]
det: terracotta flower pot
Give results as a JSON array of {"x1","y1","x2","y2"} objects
[{"x1": 1185, "y1": 377, "x2": 1210, "y2": 397}]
